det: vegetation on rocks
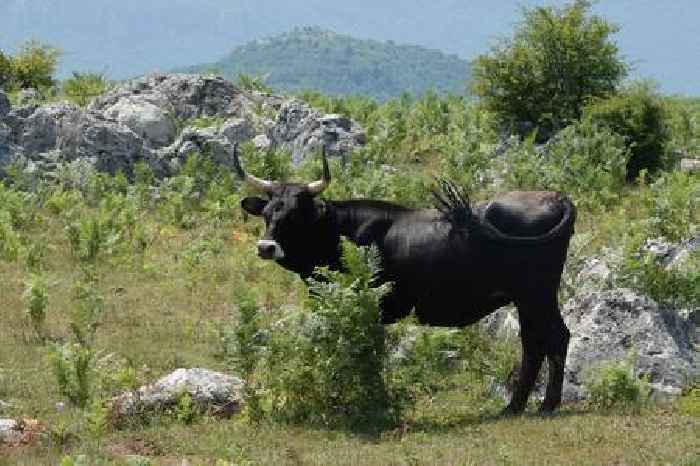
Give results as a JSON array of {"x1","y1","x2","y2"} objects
[{"x1": 0, "y1": 2, "x2": 697, "y2": 464}]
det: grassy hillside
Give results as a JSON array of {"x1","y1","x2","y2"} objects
[
  {"x1": 184, "y1": 27, "x2": 471, "y2": 100},
  {"x1": 0, "y1": 91, "x2": 697, "y2": 464}
]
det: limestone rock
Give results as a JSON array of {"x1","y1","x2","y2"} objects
[
  {"x1": 680, "y1": 158, "x2": 700, "y2": 173},
  {"x1": 561, "y1": 288, "x2": 697, "y2": 401},
  {"x1": 90, "y1": 73, "x2": 250, "y2": 121},
  {"x1": 18, "y1": 102, "x2": 82, "y2": 155},
  {"x1": 0, "y1": 91, "x2": 10, "y2": 119},
  {"x1": 113, "y1": 368, "x2": 245, "y2": 418},
  {"x1": 71, "y1": 112, "x2": 147, "y2": 175},
  {"x1": 641, "y1": 235, "x2": 699, "y2": 270},
  {"x1": 0, "y1": 418, "x2": 44, "y2": 446},
  {"x1": 269, "y1": 100, "x2": 366, "y2": 164},
  {"x1": 16, "y1": 88, "x2": 40, "y2": 106},
  {"x1": 104, "y1": 96, "x2": 176, "y2": 148}
]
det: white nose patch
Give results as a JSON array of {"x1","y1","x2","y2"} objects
[{"x1": 257, "y1": 240, "x2": 285, "y2": 259}]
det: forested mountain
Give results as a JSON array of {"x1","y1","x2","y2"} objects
[{"x1": 183, "y1": 27, "x2": 471, "y2": 100}]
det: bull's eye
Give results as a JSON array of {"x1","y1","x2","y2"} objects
[{"x1": 274, "y1": 203, "x2": 284, "y2": 212}]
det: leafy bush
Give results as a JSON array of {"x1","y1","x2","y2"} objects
[
  {"x1": 62, "y1": 72, "x2": 110, "y2": 107},
  {"x1": 586, "y1": 358, "x2": 650, "y2": 410},
  {"x1": 23, "y1": 274, "x2": 49, "y2": 341},
  {"x1": 664, "y1": 96, "x2": 699, "y2": 157},
  {"x1": 49, "y1": 342, "x2": 95, "y2": 408},
  {"x1": 642, "y1": 171, "x2": 697, "y2": 243},
  {"x1": 223, "y1": 290, "x2": 264, "y2": 422},
  {"x1": 264, "y1": 241, "x2": 396, "y2": 430},
  {"x1": 237, "y1": 73, "x2": 273, "y2": 94},
  {"x1": 0, "y1": 211, "x2": 22, "y2": 261},
  {"x1": 49, "y1": 271, "x2": 105, "y2": 408},
  {"x1": 619, "y1": 246, "x2": 699, "y2": 309},
  {"x1": 472, "y1": 0, "x2": 627, "y2": 139},
  {"x1": 9, "y1": 40, "x2": 60, "y2": 90},
  {"x1": 503, "y1": 119, "x2": 630, "y2": 210},
  {"x1": 583, "y1": 82, "x2": 670, "y2": 180},
  {"x1": 0, "y1": 50, "x2": 12, "y2": 89}
]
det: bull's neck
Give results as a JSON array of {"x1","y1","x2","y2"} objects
[{"x1": 327, "y1": 199, "x2": 404, "y2": 246}]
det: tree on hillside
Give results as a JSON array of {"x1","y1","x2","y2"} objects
[
  {"x1": 471, "y1": 0, "x2": 627, "y2": 139},
  {"x1": 10, "y1": 40, "x2": 60, "y2": 90},
  {"x1": 0, "y1": 51, "x2": 13, "y2": 89}
]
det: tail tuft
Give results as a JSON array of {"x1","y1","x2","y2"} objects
[{"x1": 432, "y1": 178, "x2": 474, "y2": 227}]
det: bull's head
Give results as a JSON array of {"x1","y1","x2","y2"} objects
[{"x1": 235, "y1": 145, "x2": 338, "y2": 276}]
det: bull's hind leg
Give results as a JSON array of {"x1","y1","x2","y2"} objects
[
  {"x1": 540, "y1": 313, "x2": 570, "y2": 414},
  {"x1": 502, "y1": 309, "x2": 546, "y2": 416}
]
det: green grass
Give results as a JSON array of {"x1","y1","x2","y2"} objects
[
  {"x1": 0, "y1": 90, "x2": 697, "y2": 465},
  {"x1": 0, "y1": 194, "x2": 697, "y2": 465}
]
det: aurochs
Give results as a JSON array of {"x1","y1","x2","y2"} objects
[{"x1": 235, "y1": 146, "x2": 576, "y2": 415}]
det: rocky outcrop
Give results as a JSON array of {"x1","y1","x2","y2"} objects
[
  {"x1": 113, "y1": 368, "x2": 245, "y2": 418},
  {"x1": 641, "y1": 235, "x2": 699, "y2": 271},
  {"x1": 270, "y1": 100, "x2": 366, "y2": 164},
  {"x1": 0, "y1": 74, "x2": 366, "y2": 179},
  {"x1": 0, "y1": 418, "x2": 44, "y2": 446},
  {"x1": 486, "y1": 288, "x2": 698, "y2": 403},
  {"x1": 103, "y1": 96, "x2": 177, "y2": 148},
  {"x1": 0, "y1": 91, "x2": 10, "y2": 119},
  {"x1": 562, "y1": 289, "x2": 697, "y2": 401}
]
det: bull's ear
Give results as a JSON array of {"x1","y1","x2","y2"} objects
[{"x1": 241, "y1": 196, "x2": 267, "y2": 216}]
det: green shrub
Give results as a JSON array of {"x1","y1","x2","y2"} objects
[
  {"x1": 0, "y1": 50, "x2": 12, "y2": 89},
  {"x1": 586, "y1": 358, "x2": 650, "y2": 411},
  {"x1": 49, "y1": 342, "x2": 95, "y2": 408},
  {"x1": 583, "y1": 82, "x2": 670, "y2": 180},
  {"x1": 643, "y1": 171, "x2": 697, "y2": 243},
  {"x1": 264, "y1": 240, "x2": 396, "y2": 430},
  {"x1": 472, "y1": 0, "x2": 627, "y2": 139},
  {"x1": 9, "y1": 40, "x2": 60, "y2": 90},
  {"x1": 623, "y1": 248, "x2": 698, "y2": 308},
  {"x1": 239, "y1": 142, "x2": 292, "y2": 184},
  {"x1": 62, "y1": 72, "x2": 110, "y2": 107},
  {"x1": 237, "y1": 73, "x2": 273, "y2": 94},
  {"x1": 0, "y1": 211, "x2": 22, "y2": 262},
  {"x1": 664, "y1": 96, "x2": 699, "y2": 157},
  {"x1": 504, "y1": 120, "x2": 629, "y2": 210},
  {"x1": 23, "y1": 274, "x2": 49, "y2": 341},
  {"x1": 223, "y1": 290, "x2": 265, "y2": 422}
]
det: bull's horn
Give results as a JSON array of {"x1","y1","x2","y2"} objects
[
  {"x1": 232, "y1": 144, "x2": 278, "y2": 193},
  {"x1": 306, "y1": 145, "x2": 331, "y2": 195}
]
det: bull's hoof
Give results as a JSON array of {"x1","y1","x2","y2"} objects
[
  {"x1": 500, "y1": 404, "x2": 525, "y2": 417},
  {"x1": 538, "y1": 403, "x2": 559, "y2": 416}
]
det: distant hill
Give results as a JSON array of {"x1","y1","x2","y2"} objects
[{"x1": 183, "y1": 27, "x2": 471, "y2": 100}]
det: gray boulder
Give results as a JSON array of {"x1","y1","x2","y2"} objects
[
  {"x1": 16, "y1": 88, "x2": 40, "y2": 106},
  {"x1": 70, "y1": 112, "x2": 147, "y2": 175},
  {"x1": 113, "y1": 368, "x2": 244, "y2": 418},
  {"x1": 0, "y1": 418, "x2": 43, "y2": 445},
  {"x1": 641, "y1": 235, "x2": 699, "y2": 270},
  {"x1": 562, "y1": 288, "x2": 697, "y2": 401},
  {"x1": 91, "y1": 73, "x2": 251, "y2": 121},
  {"x1": 269, "y1": 100, "x2": 366, "y2": 164},
  {"x1": 103, "y1": 96, "x2": 176, "y2": 148},
  {"x1": 481, "y1": 305, "x2": 520, "y2": 339},
  {"x1": 680, "y1": 158, "x2": 700, "y2": 173},
  {"x1": 482, "y1": 288, "x2": 697, "y2": 403},
  {"x1": 18, "y1": 102, "x2": 82, "y2": 155},
  {"x1": 0, "y1": 91, "x2": 9, "y2": 119}
]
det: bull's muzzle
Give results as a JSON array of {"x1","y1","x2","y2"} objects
[{"x1": 256, "y1": 240, "x2": 285, "y2": 260}]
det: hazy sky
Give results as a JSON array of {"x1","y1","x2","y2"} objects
[{"x1": 1, "y1": 0, "x2": 698, "y2": 95}]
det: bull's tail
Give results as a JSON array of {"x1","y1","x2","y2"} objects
[{"x1": 432, "y1": 179, "x2": 475, "y2": 228}]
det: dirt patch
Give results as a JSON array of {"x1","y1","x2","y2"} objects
[{"x1": 107, "y1": 437, "x2": 162, "y2": 457}]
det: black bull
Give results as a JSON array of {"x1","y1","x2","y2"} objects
[{"x1": 235, "y1": 147, "x2": 576, "y2": 415}]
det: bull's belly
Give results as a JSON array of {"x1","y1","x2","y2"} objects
[{"x1": 380, "y1": 281, "x2": 511, "y2": 327}]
